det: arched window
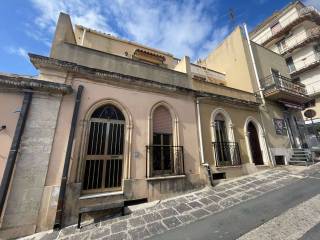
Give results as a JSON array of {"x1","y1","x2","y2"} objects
[
  {"x1": 152, "y1": 106, "x2": 173, "y2": 175},
  {"x1": 214, "y1": 113, "x2": 228, "y2": 144},
  {"x1": 211, "y1": 109, "x2": 240, "y2": 167},
  {"x1": 82, "y1": 104, "x2": 125, "y2": 193}
]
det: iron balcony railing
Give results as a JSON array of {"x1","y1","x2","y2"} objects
[
  {"x1": 260, "y1": 74, "x2": 308, "y2": 96},
  {"x1": 278, "y1": 27, "x2": 320, "y2": 55},
  {"x1": 212, "y1": 142, "x2": 241, "y2": 167},
  {"x1": 146, "y1": 145, "x2": 184, "y2": 178},
  {"x1": 289, "y1": 52, "x2": 320, "y2": 75},
  {"x1": 254, "y1": 6, "x2": 320, "y2": 45}
]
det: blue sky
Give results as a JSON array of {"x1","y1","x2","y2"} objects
[{"x1": 0, "y1": 0, "x2": 317, "y2": 76}]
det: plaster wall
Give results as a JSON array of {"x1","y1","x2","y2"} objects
[
  {"x1": 0, "y1": 93, "x2": 62, "y2": 239},
  {"x1": 251, "y1": 42, "x2": 291, "y2": 79},
  {"x1": 74, "y1": 26, "x2": 178, "y2": 69},
  {"x1": 0, "y1": 92, "x2": 23, "y2": 183},
  {"x1": 50, "y1": 43, "x2": 191, "y2": 89},
  {"x1": 292, "y1": 45, "x2": 317, "y2": 70},
  {"x1": 260, "y1": 102, "x2": 291, "y2": 149},
  {"x1": 199, "y1": 101, "x2": 261, "y2": 167},
  {"x1": 205, "y1": 27, "x2": 256, "y2": 93},
  {"x1": 37, "y1": 71, "x2": 202, "y2": 230}
]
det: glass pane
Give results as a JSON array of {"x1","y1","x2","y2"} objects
[
  {"x1": 153, "y1": 146, "x2": 162, "y2": 170},
  {"x1": 163, "y1": 146, "x2": 172, "y2": 170},
  {"x1": 91, "y1": 104, "x2": 125, "y2": 120},
  {"x1": 153, "y1": 133, "x2": 161, "y2": 145},
  {"x1": 162, "y1": 134, "x2": 172, "y2": 145}
]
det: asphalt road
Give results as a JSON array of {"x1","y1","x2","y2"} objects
[{"x1": 149, "y1": 175, "x2": 320, "y2": 240}]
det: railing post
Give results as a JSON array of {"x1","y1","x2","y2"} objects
[{"x1": 181, "y1": 146, "x2": 185, "y2": 175}]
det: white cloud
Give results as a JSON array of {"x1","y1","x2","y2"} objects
[
  {"x1": 30, "y1": 0, "x2": 113, "y2": 33},
  {"x1": 303, "y1": 0, "x2": 320, "y2": 10},
  {"x1": 6, "y1": 46, "x2": 29, "y2": 60},
  {"x1": 29, "y1": 0, "x2": 230, "y2": 61}
]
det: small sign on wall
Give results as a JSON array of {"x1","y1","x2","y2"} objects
[{"x1": 273, "y1": 118, "x2": 287, "y2": 135}]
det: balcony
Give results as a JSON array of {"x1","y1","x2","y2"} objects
[
  {"x1": 260, "y1": 74, "x2": 310, "y2": 104},
  {"x1": 190, "y1": 63, "x2": 226, "y2": 85},
  {"x1": 290, "y1": 52, "x2": 320, "y2": 76},
  {"x1": 254, "y1": 6, "x2": 320, "y2": 46},
  {"x1": 146, "y1": 145, "x2": 185, "y2": 178},
  {"x1": 212, "y1": 142, "x2": 242, "y2": 167},
  {"x1": 278, "y1": 27, "x2": 320, "y2": 55}
]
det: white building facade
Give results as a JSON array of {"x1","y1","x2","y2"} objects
[{"x1": 250, "y1": 1, "x2": 320, "y2": 142}]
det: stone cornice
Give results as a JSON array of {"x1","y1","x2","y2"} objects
[
  {"x1": 29, "y1": 53, "x2": 260, "y2": 108},
  {"x1": 0, "y1": 73, "x2": 73, "y2": 94}
]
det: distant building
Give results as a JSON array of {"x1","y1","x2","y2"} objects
[{"x1": 250, "y1": 0, "x2": 320, "y2": 139}]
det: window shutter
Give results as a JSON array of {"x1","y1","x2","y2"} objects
[{"x1": 153, "y1": 106, "x2": 172, "y2": 134}]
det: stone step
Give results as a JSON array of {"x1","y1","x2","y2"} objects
[
  {"x1": 292, "y1": 153, "x2": 309, "y2": 156},
  {"x1": 291, "y1": 156, "x2": 309, "y2": 160},
  {"x1": 288, "y1": 160, "x2": 309, "y2": 166}
]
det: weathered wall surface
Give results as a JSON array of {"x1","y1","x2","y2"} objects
[
  {"x1": 74, "y1": 26, "x2": 178, "y2": 69},
  {"x1": 0, "y1": 93, "x2": 62, "y2": 239},
  {"x1": 251, "y1": 42, "x2": 291, "y2": 79},
  {"x1": 199, "y1": 101, "x2": 261, "y2": 167},
  {"x1": 51, "y1": 43, "x2": 191, "y2": 89},
  {"x1": 261, "y1": 102, "x2": 291, "y2": 149},
  {"x1": 0, "y1": 92, "x2": 23, "y2": 183},
  {"x1": 193, "y1": 80, "x2": 258, "y2": 103},
  {"x1": 36, "y1": 71, "x2": 203, "y2": 230},
  {"x1": 205, "y1": 27, "x2": 256, "y2": 93},
  {"x1": 260, "y1": 101, "x2": 292, "y2": 164}
]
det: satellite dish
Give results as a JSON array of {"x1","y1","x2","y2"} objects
[{"x1": 304, "y1": 109, "x2": 316, "y2": 118}]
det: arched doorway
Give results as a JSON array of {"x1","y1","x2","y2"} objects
[
  {"x1": 247, "y1": 121, "x2": 264, "y2": 165},
  {"x1": 82, "y1": 104, "x2": 126, "y2": 193}
]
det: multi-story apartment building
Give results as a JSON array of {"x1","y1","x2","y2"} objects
[
  {"x1": 250, "y1": 1, "x2": 320, "y2": 141},
  {"x1": 0, "y1": 13, "x2": 311, "y2": 239}
]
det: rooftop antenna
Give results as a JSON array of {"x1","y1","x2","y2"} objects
[{"x1": 228, "y1": 8, "x2": 236, "y2": 29}]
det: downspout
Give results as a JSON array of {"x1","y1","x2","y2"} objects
[
  {"x1": 196, "y1": 98, "x2": 204, "y2": 164},
  {"x1": 54, "y1": 85, "x2": 83, "y2": 229},
  {"x1": 0, "y1": 91, "x2": 33, "y2": 218},
  {"x1": 243, "y1": 24, "x2": 274, "y2": 166},
  {"x1": 243, "y1": 24, "x2": 265, "y2": 105},
  {"x1": 80, "y1": 28, "x2": 86, "y2": 46},
  {"x1": 196, "y1": 97, "x2": 214, "y2": 186}
]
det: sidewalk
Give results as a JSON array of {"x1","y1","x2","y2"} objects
[{"x1": 20, "y1": 165, "x2": 318, "y2": 240}]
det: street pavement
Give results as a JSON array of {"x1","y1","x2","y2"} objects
[{"x1": 21, "y1": 164, "x2": 320, "y2": 240}]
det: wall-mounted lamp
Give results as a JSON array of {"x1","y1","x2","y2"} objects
[{"x1": 0, "y1": 125, "x2": 6, "y2": 132}]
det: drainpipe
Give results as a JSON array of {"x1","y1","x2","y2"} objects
[
  {"x1": 80, "y1": 28, "x2": 86, "y2": 46},
  {"x1": 243, "y1": 24, "x2": 265, "y2": 105},
  {"x1": 196, "y1": 98, "x2": 204, "y2": 164},
  {"x1": 243, "y1": 24, "x2": 274, "y2": 167},
  {"x1": 54, "y1": 85, "x2": 83, "y2": 229},
  {"x1": 196, "y1": 97, "x2": 214, "y2": 186},
  {"x1": 0, "y1": 91, "x2": 33, "y2": 218}
]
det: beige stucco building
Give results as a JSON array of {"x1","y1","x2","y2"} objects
[
  {"x1": 198, "y1": 26, "x2": 310, "y2": 168},
  {"x1": 0, "y1": 12, "x2": 311, "y2": 239}
]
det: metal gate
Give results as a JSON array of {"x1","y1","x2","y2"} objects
[{"x1": 82, "y1": 118, "x2": 125, "y2": 193}]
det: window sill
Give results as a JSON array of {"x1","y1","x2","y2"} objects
[
  {"x1": 147, "y1": 175, "x2": 186, "y2": 181},
  {"x1": 216, "y1": 165, "x2": 242, "y2": 169},
  {"x1": 79, "y1": 191, "x2": 124, "y2": 200}
]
